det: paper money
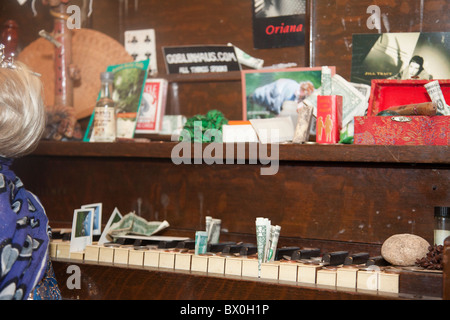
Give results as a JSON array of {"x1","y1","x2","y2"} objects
[
  {"x1": 107, "y1": 212, "x2": 169, "y2": 239},
  {"x1": 195, "y1": 231, "x2": 208, "y2": 255},
  {"x1": 267, "y1": 225, "x2": 281, "y2": 262},
  {"x1": 321, "y1": 66, "x2": 332, "y2": 95},
  {"x1": 425, "y1": 81, "x2": 450, "y2": 116},
  {"x1": 256, "y1": 217, "x2": 272, "y2": 277},
  {"x1": 255, "y1": 218, "x2": 267, "y2": 277},
  {"x1": 207, "y1": 218, "x2": 221, "y2": 244},
  {"x1": 303, "y1": 74, "x2": 368, "y2": 128},
  {"x1": 205, "y1": 216, "x2": 212, "y2": 235}
]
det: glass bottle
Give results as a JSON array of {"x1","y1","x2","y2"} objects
[
  {"x1": 91, "y1": 72, "x2": 116, "y2": 142},
  {"x1": 434, "y1": 206, "x2": 450, "y2": 246}
]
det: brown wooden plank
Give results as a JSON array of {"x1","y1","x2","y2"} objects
[
  {"x1": 52, "y1": 260, "x2": 399, "y2": 300},
  {"x1": 29, "y1": 141, "x2": 450, "y2": 164},
  {"x1": 53, "y1": 259, "x2": 441, "y2": 300}
]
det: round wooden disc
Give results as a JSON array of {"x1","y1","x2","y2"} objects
[{"x1": 18, "y1": 28, "x2": 133, "y2": 119}]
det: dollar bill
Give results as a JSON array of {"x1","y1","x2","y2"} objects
[
  {"x1": 207, "y1": 218, "x2": 221, "y2": 244},
  {"x1": 303, "y1": 74, "x2": 368, "y2": 127},
  {"x1": 195, "y1": 231, "x2": 208, "y2": 255},
  {"x1": 205, "y1": 216, "x2": 212, "y2": 235},
  {"x1": 321, "y1": 66, "x2": 332, "y2": 95},
  {"x1": 267, "y1": 225, "x2": 281, "y2": 262},
  {"x1": 256, "y1": 217, "x2": 271, "y2": 277},
  {"x1": 425, "y1": 81, "x2": 450, "y2": 115},
  {"x1": 107, "y1": 212, "x2": 169, "y2": 239}
]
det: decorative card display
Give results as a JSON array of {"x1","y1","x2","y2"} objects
[{"x1": 252, "y1": 0, "x2": 307, "y2": 49}]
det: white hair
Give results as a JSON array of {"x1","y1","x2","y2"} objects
[{"x1": 0, "y1": 61, "x2": 45, "y2": 158}]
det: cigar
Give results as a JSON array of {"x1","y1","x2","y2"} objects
[{"x1": 377, "y1": 102, "x2": 437, "y2": 116}]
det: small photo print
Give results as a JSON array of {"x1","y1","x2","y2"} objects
[
  {"x1": 242, "y1": 67, "x2": 327, "y2": 120},
  {"x1": 82, "y1": 203, "x2": 102, "y2": 236},
  {"x1": 74, "y1": 209, "x2": 93, "y2": 238}
]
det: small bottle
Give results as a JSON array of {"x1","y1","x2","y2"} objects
[
  {"x1": 434, "y1": 206, "x2": 450, "y2": 246},
  {"x1": 91, "y1": 72, "x2": 116, "y2": 142}
]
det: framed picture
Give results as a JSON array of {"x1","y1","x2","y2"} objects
[{"x1": 242, "y1": 66, "x2": 330, "y2": 120}]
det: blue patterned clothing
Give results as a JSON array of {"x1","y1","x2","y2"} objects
[{"x1": 0, "y1": 157, "x2": 60, "y2": 300}]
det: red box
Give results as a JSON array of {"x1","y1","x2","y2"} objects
[
  {"x1": 354, "y1": 80, "x2": 450, "y2": 145},
  {"x1": 316, "y1": 95, "x2": 343, "y2": 144}
]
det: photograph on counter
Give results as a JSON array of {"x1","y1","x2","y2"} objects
[
  {"x1": 351, "y1": 32, "x2": 450, "y2": 85},
  {"x1": 242, "y1": 67, "x2": 329, "y2": 120},
  {"x1": 69, "y1": 208, "x2": 94, "y2": 253},
  {"x1": 253, "y1": 0, "x2": 307, "y2": 49},
  {"x1": 98, "y1": 208, "x2": 123, "y2": 245},
  {"x1": 81, "y1": 203, "x2": 103, "y2": 236}
]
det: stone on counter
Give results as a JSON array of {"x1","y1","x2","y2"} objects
[{"x1": 381, "y1": 233, "x2": 430, "y2": 266}]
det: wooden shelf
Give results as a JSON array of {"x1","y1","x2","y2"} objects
[
  {"x1": 165, "y1": 71, "x2": 242, "y2": 83},
  {"x1": 32, "y1": 140, "x2": 450, "y2": 164}
]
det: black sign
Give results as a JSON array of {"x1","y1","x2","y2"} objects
[
  {"x1": 163, "y1": 46, "x2": 241, "y2": 74},
  {"x1": 252, "y1": 0, "x2": 306, "y2": 49}
]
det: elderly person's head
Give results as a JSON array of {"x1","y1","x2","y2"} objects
[{"x1": 0, "y1": 61, "x2": 45, "y2": 158}]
